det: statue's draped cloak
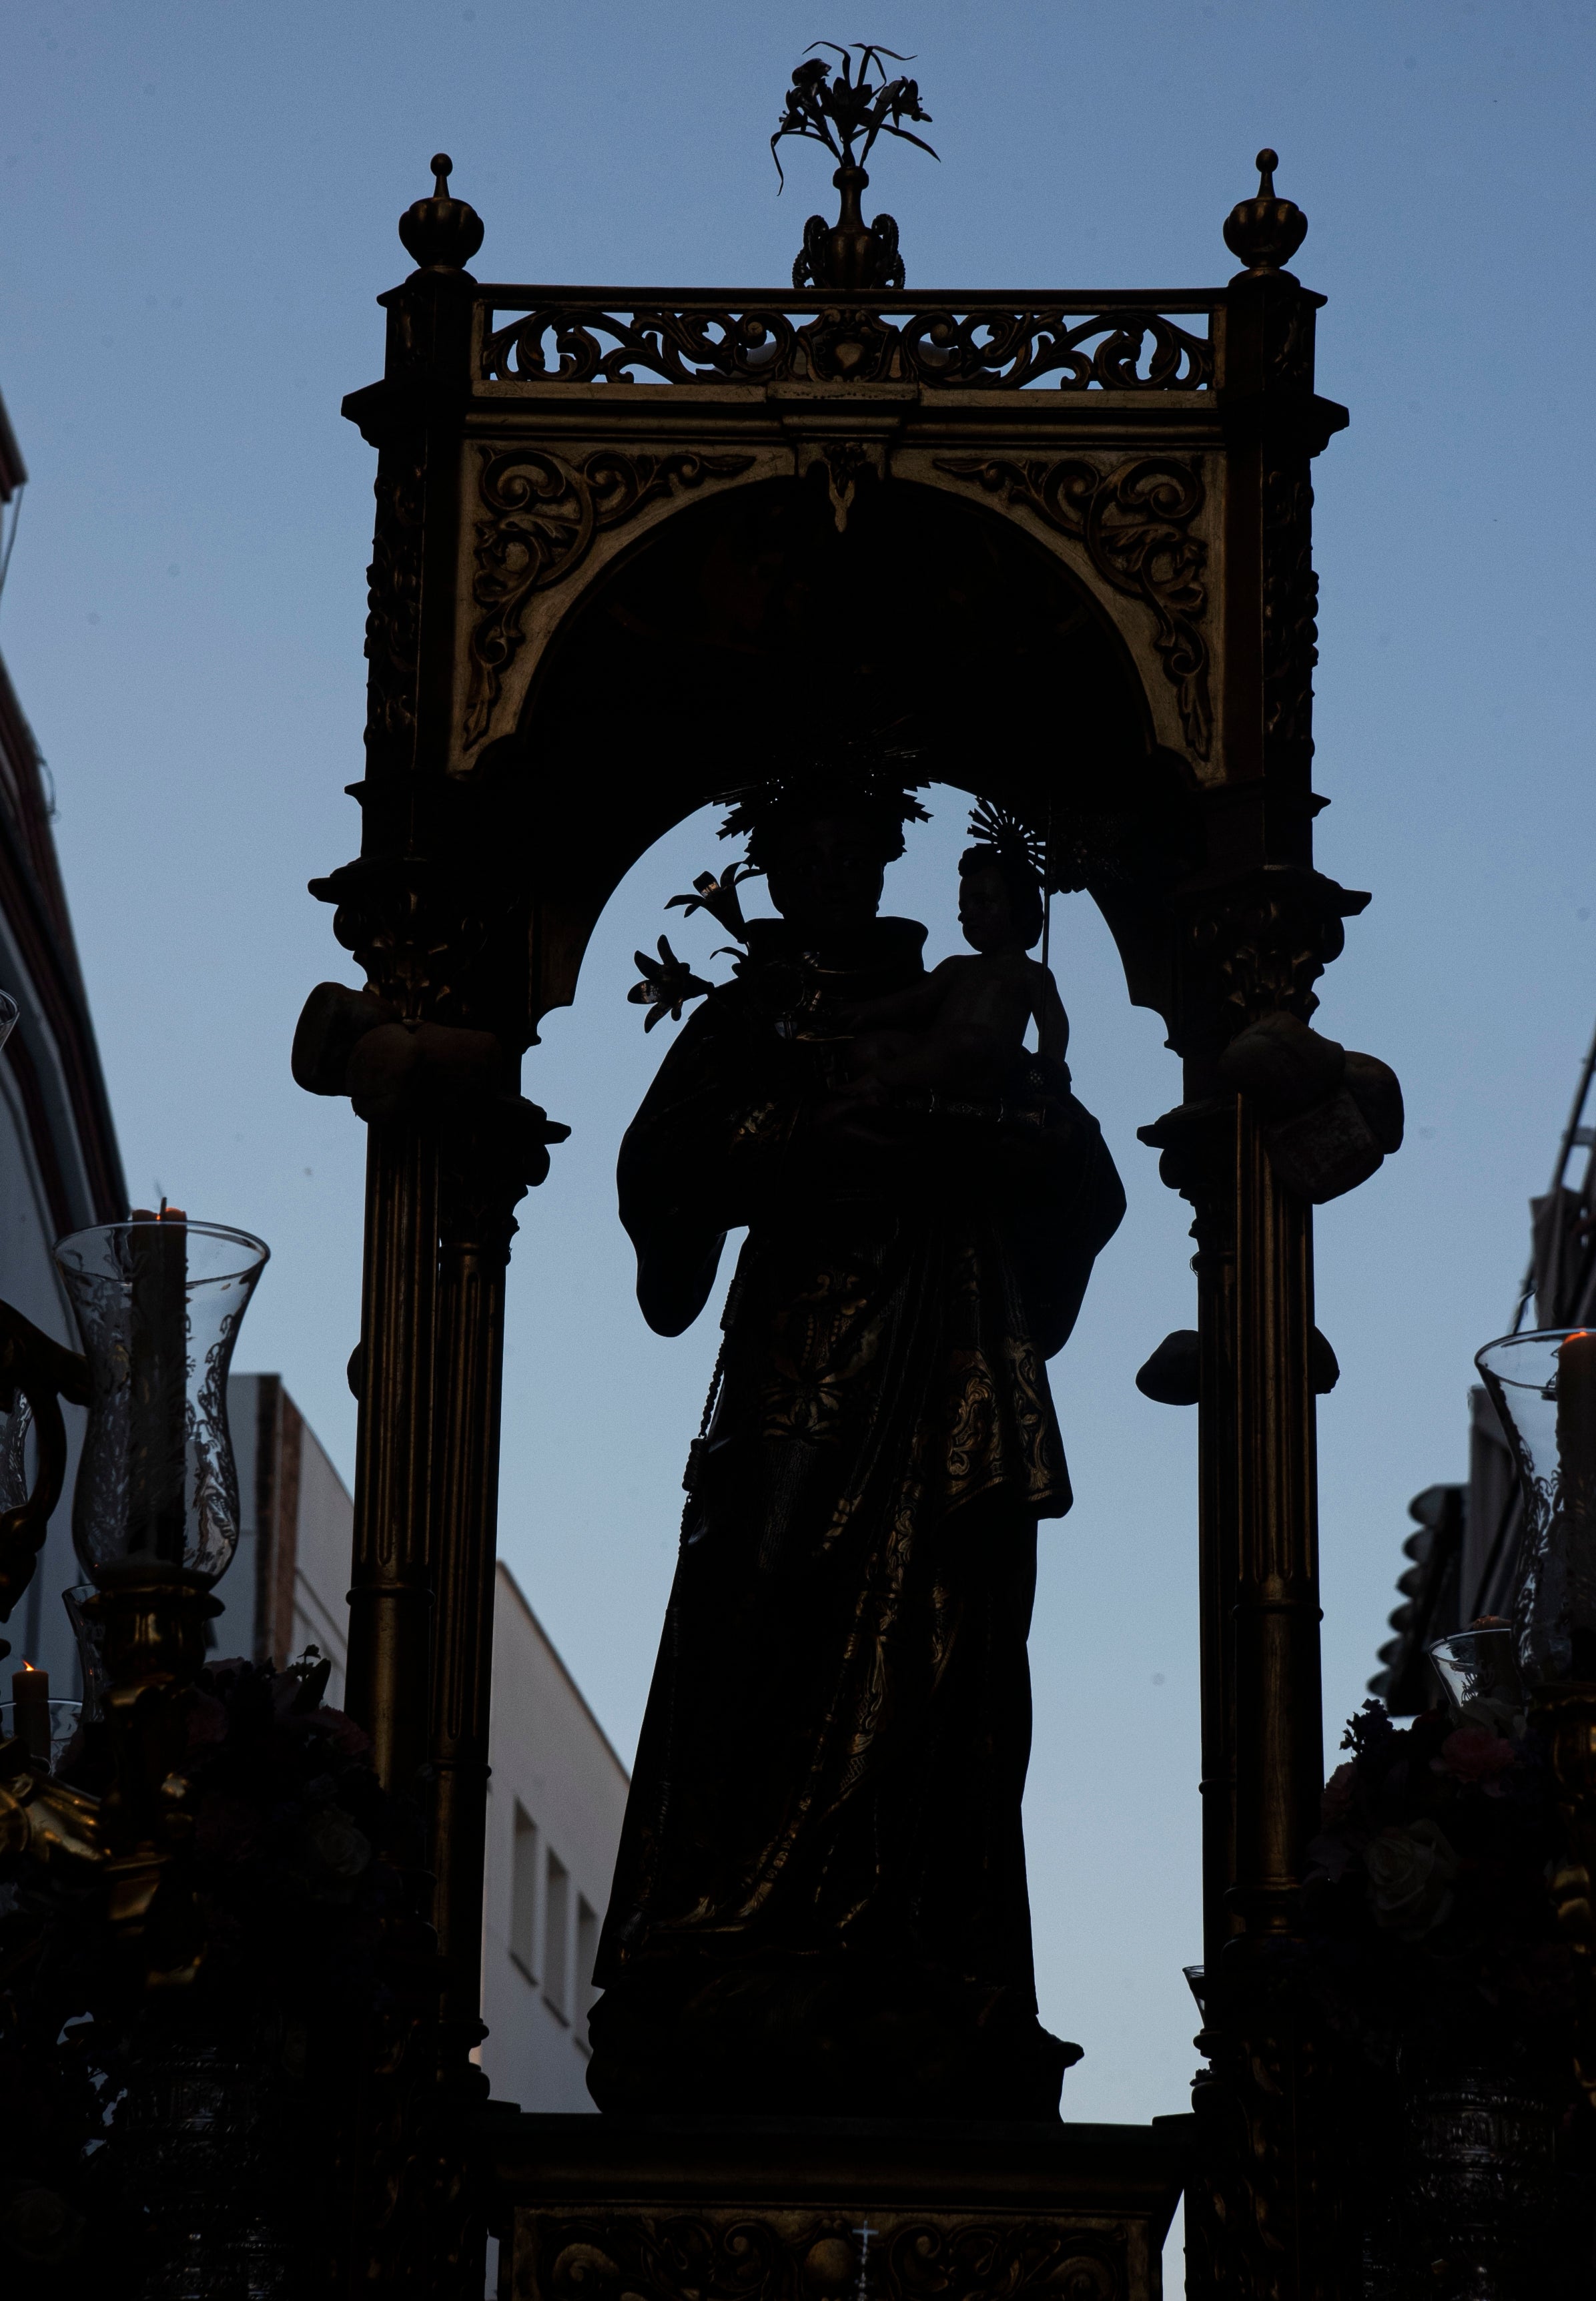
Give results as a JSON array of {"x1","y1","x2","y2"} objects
[{"x1": 589, "y1": 917, "x2": 1125, "y2": 2115}]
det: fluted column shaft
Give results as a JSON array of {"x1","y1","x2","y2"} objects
[
  {"x1": 429, "y1": 1201, "x2": 512, "y2": 2075},
  {"x1": 346, "y1": 1123, "x2": 440, "y2": 1798},
  {"x1": 1230, "y1": 1103, "x2": 1322, "y2": 1939}
]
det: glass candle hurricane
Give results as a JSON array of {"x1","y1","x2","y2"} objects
[
  {"x1": 1428, "y1": 1624, "x2": 1525, "y2": 1734},
  {"x1": 1475, "y1": 1328, "x2": 1596, "y2": 1686},
  {"x1": 0, "y1": 1391, "x2": 31, "y2": 1516},
  {"x1": 52, "y1": 1219, "x2": 268, "y2": 1590},
  {"x1": 62, "y1": 1583, "x2": 110, "y2": 1718}
]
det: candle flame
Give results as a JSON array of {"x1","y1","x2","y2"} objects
[{"x1": 18, "y1": 1660, "x2": 37, "y2": 1674}]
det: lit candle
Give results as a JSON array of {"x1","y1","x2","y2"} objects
[
  {"x1": 11, "y1": 1660, "x2": 50, "y2": 1770},
  {"x1": 127, "y1": 1204, "x2": 189, "y2": 1568},
  {"x1": 1555, "y1": 1329, "x2": 1596, "y2": 1680}
]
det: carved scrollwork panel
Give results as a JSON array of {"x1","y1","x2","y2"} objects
[
  {"x1": 522, "y1": 2212, "x2": 1132, "y2": 2301},
  {"x1": 881, "y1": 2220, "x2": 1121, "y2": 2301},
  {"x1": 1261, "y1": 462, "x2": 1318, "y2": 764},
  {"x1": 364, "y1": 446, "x2": 426, "y2": 783},
  {"x1": 933, "y1": 453, "x2": 1212, "y2": 758},
  {"x1": 1188, "y1": 1997, "x2": 1354, "y2": 2301},
  {"x1": 1267, "y1": 294, "x2": 1314, "y2": 390},
  {"x1": 464, "y1": 446, "x2": 757, "y2": 750},
  {"x1": 480, "y1": 302, "x2": 1212, "y2": 393},
  {"x1": 892, "y1": 305, "x2": 1210, "y2": 392}
]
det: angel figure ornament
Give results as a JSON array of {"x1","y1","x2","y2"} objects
[{"x1": 590, "y1": 766, "x2": 1126, "y2": 2120}]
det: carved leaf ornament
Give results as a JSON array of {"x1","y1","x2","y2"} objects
[
  {"x1": 482, "y1": 302, "x2": 1212, "y2": 393},
  {"x1": 363, "y1": 450, "x2": 426, "y2": 777},
  {"x1": 465, "y1": 446, "x2": 755, "y2": 747},
  {"x1": 935, "y1": 454, "x2": 1212, "y2": 757}
]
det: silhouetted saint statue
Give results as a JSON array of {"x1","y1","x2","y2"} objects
[{"x1": 586, "y1": 763, "x2": 1125, "y2": 2119}]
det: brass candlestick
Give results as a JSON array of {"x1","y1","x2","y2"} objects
[{"x1": 49, "y1": 1215, "x2": 268, "y2": 1973}]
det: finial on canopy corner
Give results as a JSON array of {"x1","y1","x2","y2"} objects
[
  {"x1": 1222, "y1": 145, "x2": 1309, "y2": 280},
  {"x1": 398, "y1": 149, "x2": 485, "y2": 276}
]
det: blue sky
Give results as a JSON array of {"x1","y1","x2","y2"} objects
[{"x1": 2, "y1": 0, "x2": 1593, "y2": 2134}]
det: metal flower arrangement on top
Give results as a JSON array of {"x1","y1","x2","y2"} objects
[{"x1": 771, "y1": 41, "x2": 938, "y2": 290}]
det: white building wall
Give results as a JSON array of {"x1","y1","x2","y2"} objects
[
  {"x1": 291, "y1": 1421, "x2": 354, "y2": 1696},
  {"x1": 0, "y1": 383, "x2": 127, "y2": 1698},
  {"x1": 478, "y1": 1560, "x2": 629, "y2": 2113},
  {"x1": 214, "y1": 1375, "x2": 351, "y2": 1704},
  {"x1": 220, "y1": 1373, "x2": 266, "y2": 1668},
  {"x1": 206, "y1": 1385, "x2": 628, "y2": 2116},
  {"x1": 0, "y1": 1051, "x2": 91, "y2": 1692}
]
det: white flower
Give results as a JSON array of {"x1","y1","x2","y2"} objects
[
  {"x1": 301, "y1": 1803, "x2": 371, "y2": 1891},
  {"x1": 1364, "y1": 1819, "x2": 1459, "y2": 1938}
]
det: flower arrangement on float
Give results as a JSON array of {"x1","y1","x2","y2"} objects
[
  {"x1": 0, "y1": 1210, "x2": 430, "y2": 2294},
  {"x1": 1303, "y1": 1319, "x2": 1596, "y2": 2293},
  {"x1": 0, "y1": 1642, "x2": 424, "y2": 2294},
  {"x1": 1304, "y1": 1632, "x2": 1575, "y2": 2077}
]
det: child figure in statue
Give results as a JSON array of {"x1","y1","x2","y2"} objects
[{"x1": 839, "y1": 803, "x2": 1068, "y2": 1105}]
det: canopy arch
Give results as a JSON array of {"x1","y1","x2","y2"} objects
[{"x1": 498, "y1": 474, "x2": 1196, "y2": 1031}]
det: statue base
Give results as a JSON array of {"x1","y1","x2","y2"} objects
[{"x1": 483, "y1": 2111, "x2": 1192, "y2": 2301}]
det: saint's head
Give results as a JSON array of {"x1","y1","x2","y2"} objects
[
  {"x1": 719, "y1": 752, "x2": 929, "y2": 950},
  {"x1": 957, "y1": 850, "x2": 1046, "y2": 957},
  {"x1": 957, "y1": 803, "x2": 1048, "y2": 957}
]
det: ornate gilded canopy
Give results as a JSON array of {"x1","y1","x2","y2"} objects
[{"x1": 298, "y1": 129, "x2": 1374, "y2": 2297}]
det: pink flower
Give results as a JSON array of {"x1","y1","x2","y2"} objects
[
  {"x1": 194, "y1": 1791, "x2": 263, "y2": 1862},
  {"x1": 314, "y1": 1706, "x2": 372, "y2": 1760},
  {"x1": 1433, "y1": 1726, "x2": 1517, "y2": 1790},
  {"x1": 185, "y1": 1692, "x2": 228, "y2": 1752}
]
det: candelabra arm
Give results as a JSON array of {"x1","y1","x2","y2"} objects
[{"x1": 0, "y1": 1731, "x2": 103, "y2": 1865}]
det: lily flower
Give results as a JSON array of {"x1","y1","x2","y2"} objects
[
  {"x1": 628, "y1": 937, "x2": 713, "y2": 1030},
  {"x1": 665, "y1": 864, "x2": 759, "y2": 942}
]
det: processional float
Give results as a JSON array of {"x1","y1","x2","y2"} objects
[
  {"x1": 1, "y1": 44, "x2": 1591, "y2": 2301},
  {"x1": 303, "y1": 51, "x2": 1368, "y2": 2293}
]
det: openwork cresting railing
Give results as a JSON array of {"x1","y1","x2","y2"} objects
[{"x1": 477, "y1": 288, "x2": 1218, "y2": 391}]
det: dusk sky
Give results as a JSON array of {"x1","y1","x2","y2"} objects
[{"x1": 3, "y1": 0, "x2": 1593, "y2": 2154}]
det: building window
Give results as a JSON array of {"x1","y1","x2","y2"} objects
[
  {"x1": 543, "y1": 1848, "x2": 570, "y2": 2021},
  {"x1": 510, "y1": 1805, "x2": 538, "y2": 1983},
  {"x1": 576, "y1": 1895, "x2": 599, "y2": 2055}
]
